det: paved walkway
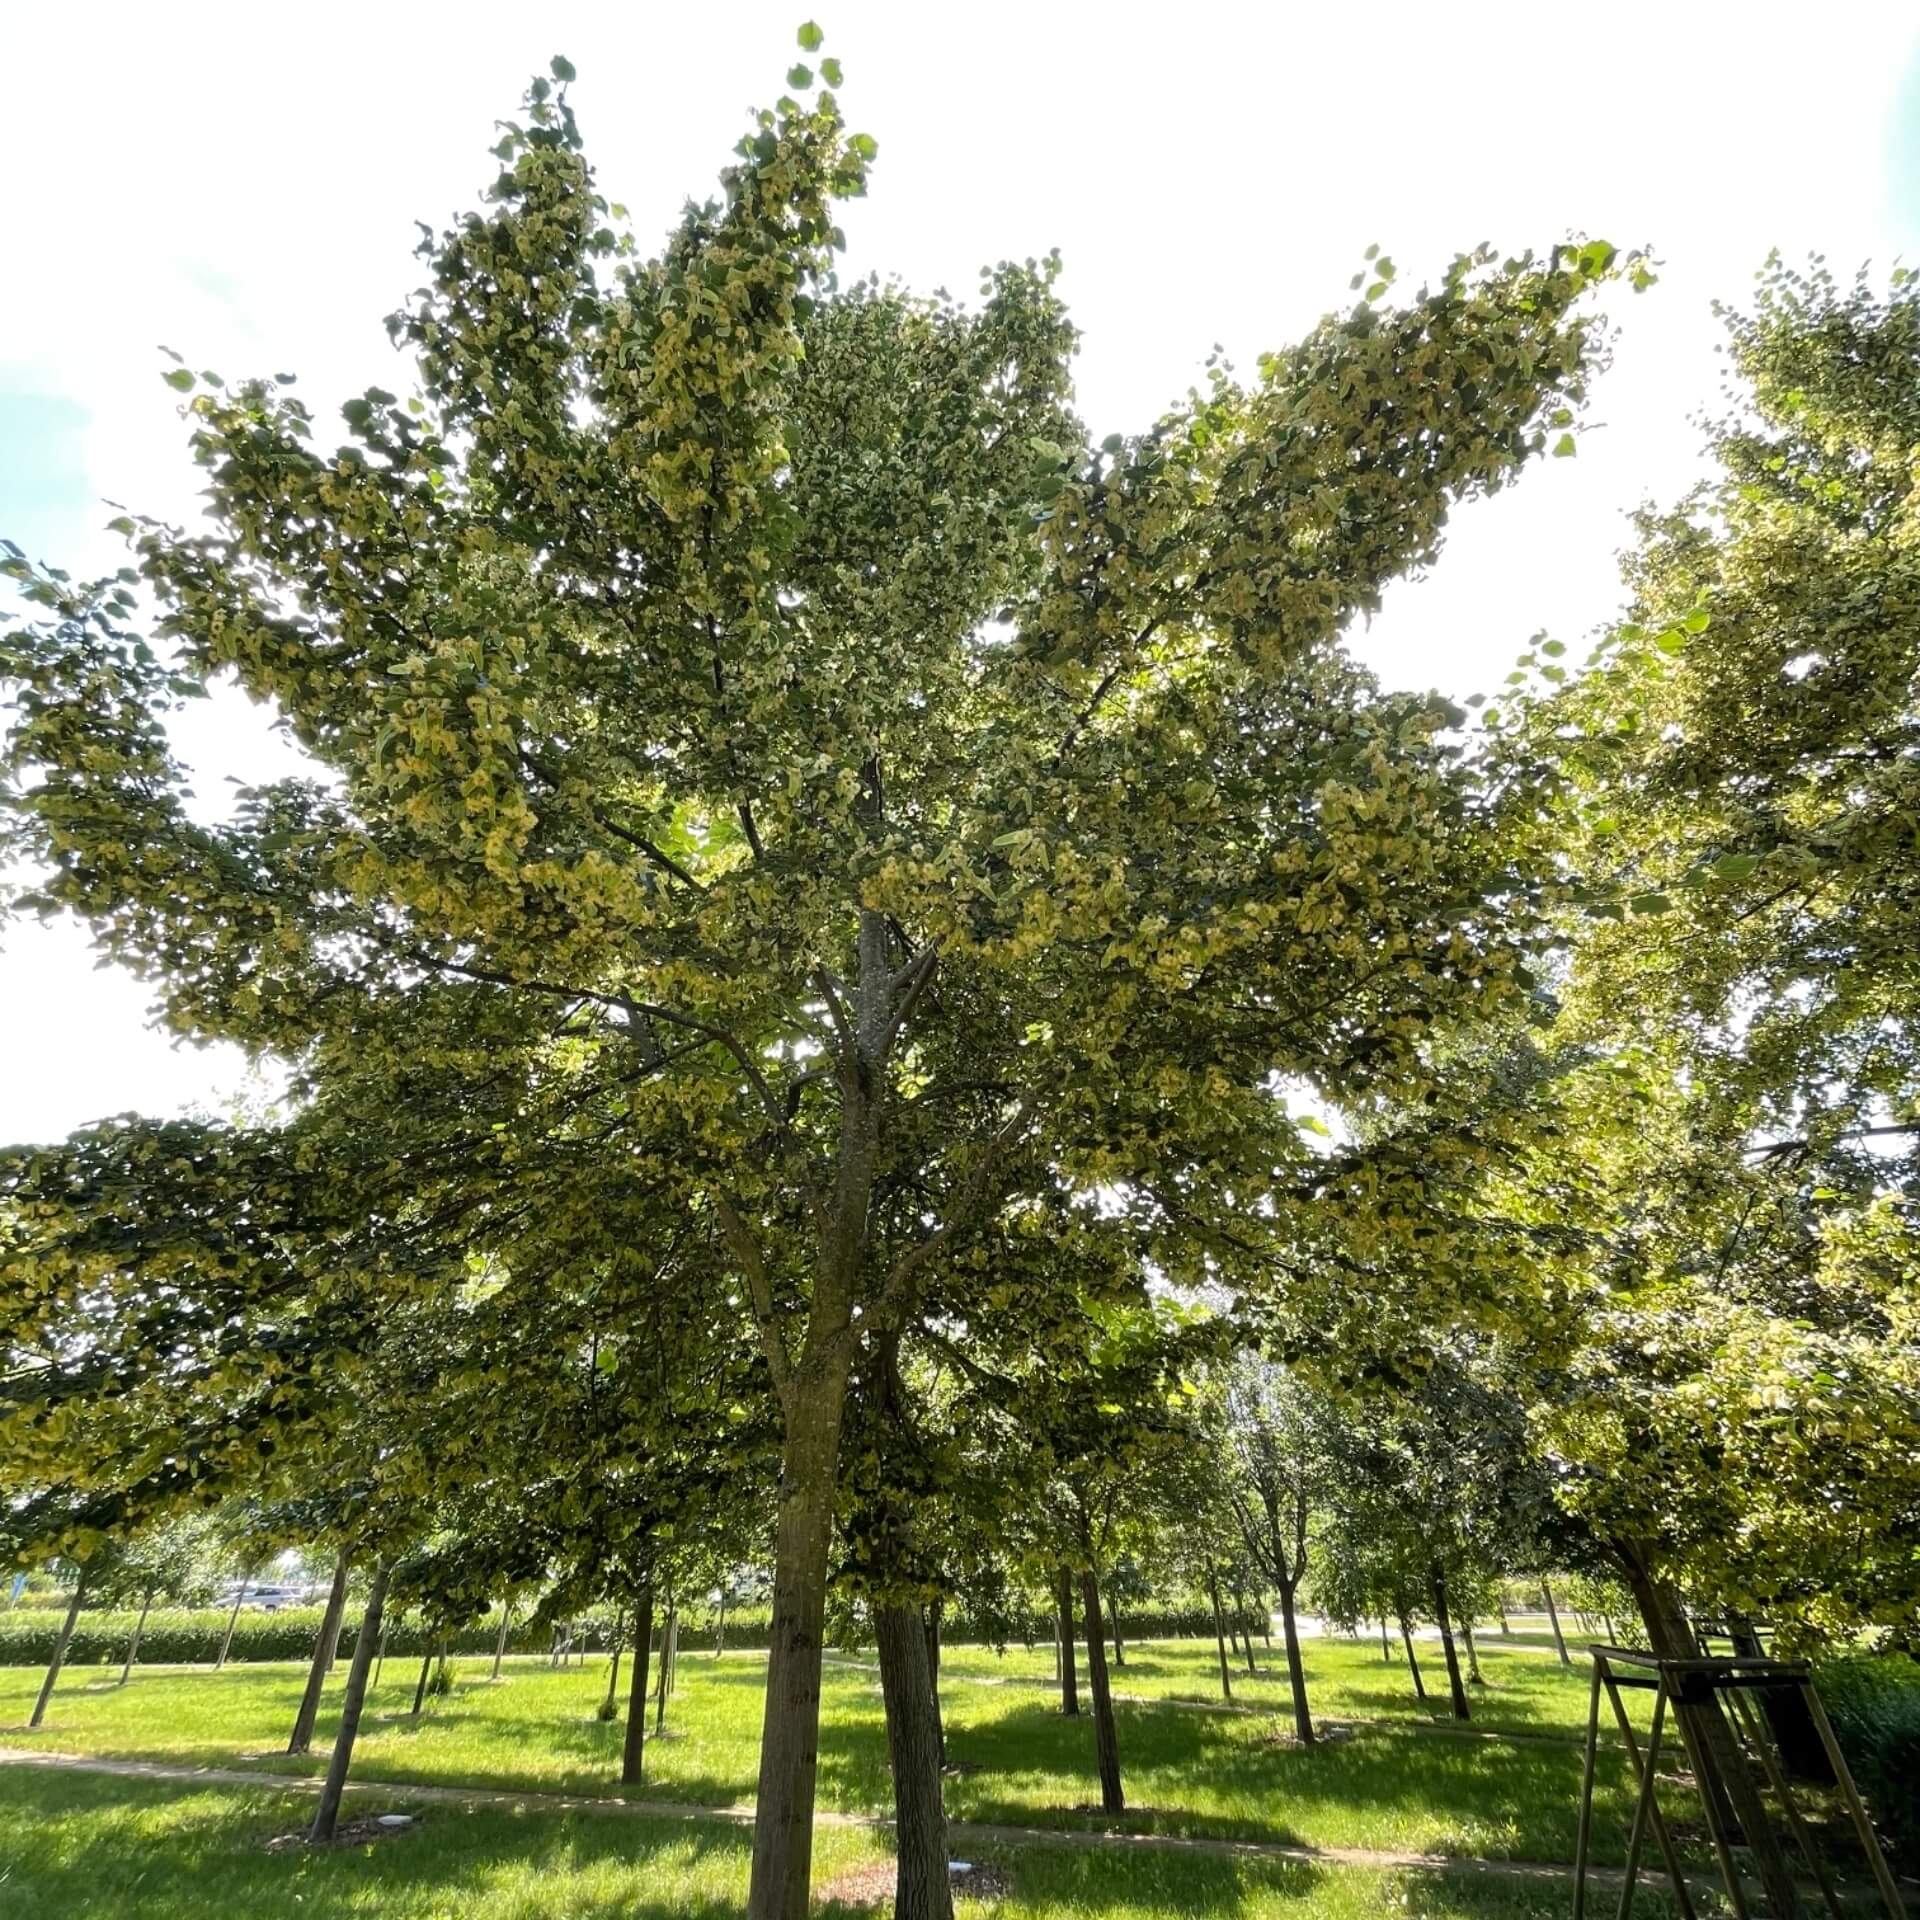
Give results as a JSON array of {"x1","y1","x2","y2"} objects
[{"x1": 0, "y1": 1743, "x2": 1621, "y2": 1884}]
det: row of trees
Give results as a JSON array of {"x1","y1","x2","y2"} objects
[{"x1": 3, "y1": 30, "x2": 1914, "y2": 1920}]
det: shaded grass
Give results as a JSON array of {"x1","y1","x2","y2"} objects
[
  {"x1": 0, "y1": 1765, "x2": 1697, "y2": 1920},
  {"x1": 0, "y1": 1637, "x2": 1651, "y2": 1865}
]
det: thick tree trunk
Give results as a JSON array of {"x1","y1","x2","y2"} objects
[
  {"x1": 1276, "y1": 1580, "x2": 1314, "y2": 1744},
  {"x1": 120, "y1": 1587, "x2": 154, "y2": 1686},
  {"x1": 309, "y1": 1563, "x2": 388, "y2": 1843},
  {"x1": 876, "y1": 1603, "x2": 954, "y2": 1920},
  {"x1": 492, "y1": 1605, "x2": 511, "y2": 1681},
  {"x1": 289, "y1": 1552, "x2": 352, "y2": 1754},
  {"x1": 1056, "y1": 1568, "x2": 1080, "y2": 1716},
  {"x1": 1397, "y1": 1610, "x2": 1428, "y2": 1701},
  {"x1": 622, "y1": 1583, "x2": 655, "y2": 1786},
  {"x1": 1079, "y1": 1568, "x2": 1125, "y2": 1814},
  {"x1": 411, "y1": 1649, "x2": 432, "y2": 1717},
  {"x1": 1208, "y1": 1569, "x2": 1233, "y2": 1701},
  {"x1": 1620, "y1": 1552, "x2": 1804, "y2": 1920},
  {"x1": 30, "y1": 1571, "x2": 88, "y2": 1728},
  {"x1": 1461, "y1": 1618, "x2": 1484, "y2": 1686},
  {"x1": 1540, "y1": 1579, "x2": 1571, "y2": 1666},
  {"x1": 215, "y1": 1569, "x2": 251, "y2": 1670},
  {"x1": 1234, "y1": 1587, "x2": 1257, "y2": 1674},
  {"x1": 1427, "y1": 1564, "x2": 1471, "y2": 1721},
  {"x1": 747, "y1": 1349, "x2": 853, "y2": 1920}
]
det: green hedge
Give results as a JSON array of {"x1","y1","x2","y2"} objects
[
  {"x1": 0, "y1": 1597, "x2": 1262, "y2": 1670},
  {"x1": 1816, "y1": 1654, "x2": 1920, "y2": 1872}
]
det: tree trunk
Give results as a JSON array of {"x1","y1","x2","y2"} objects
[
  {"x1": 747, "y1": 1347, "x2": 853, "y2": 1920},
  {"x1": 215, "y1": 1569, "x2": 251, "y2": 1670},
  {"x1": 30, "y1": 1570, "x2": 88, "y2": 1728},
  {"x1": 1729, "y1": 1614, "x2": 1829, "y2": 1782},
  {"x1": 1427, "y1": 1563, "x2": 1471, "y2": 1721},
  {"x1": 1461, "y1": 1618, "x2": 1484, "y2": 1686},
  {"x1": 1234, "y1": 1587, "x2": 1257, "y2": 1674},
  {"x1": 1397, "y1": 1610, "x2": 1427, "y2": 1702},
  {"x1": 309, "y1": 1563, "x2": 388, "y2": 1843},
  {"x1": 924, "y1": 1601, "x2": 945, "y2": 1768},
  {"x1": 120, "y1": 1587, "x2": 154, "y2": 1687},
  {"x1": 875, "y1": 1603, "x2": 954, "y2": 1920},
  {"x1": 1107, "y1": 1591, "x2": 1125, "y2": 1669},
  {"x1": 411, "y1": 1649, "x2": 432, "y2": 1717},
  {"x1": 666, "y1": 1604, "x2": 679, "y2": 1694},
  {"x1": 1379, "y1": 1615, "x2": 1393, "y2": 1662},
  {"x1": 492, "y1": 1605, "x2": 511, "y2": 1681},
  {"x1": 1208, "y1": 1569, "x2": 1233, "y2": 1702},
  {"x1": 288, "y1": 1552, "x2": 352, "y2": 1755},
  {"x1": 1079, "y1": 1568, "x2": 1125, "y2": 1814},
  {"x1": 374, "y1": 1615, "x2": 389, "y2": 1688},
  {"x1": 715, "y1": 1595, "x2": 727, "y2": 1658},
  {"x1": 1541, "y1": 1579, "x2": 1570, "y2": 1666},
  {"x1": 1056, "y1": 1567, "x2": 1080, "y2": 1716},
  {"x1": 622, "y1": 1583, "x2": 655, "y2": 1786},
  {"x1": 1621, "y1": 1552, "x2": 1804, "y2": 1920},
  {"x1": 654, "y1": 1599, "x2": 675, "y2": 1735},
  {"x1": 1498, "y1": 1597, "x2": 1510, "y2": 1636},
  {"x1": 1276, "y1": 1580, "x2": 1314, "y2": 1744}
]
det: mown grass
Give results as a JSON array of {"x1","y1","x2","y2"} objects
[
  {"x1": 0, "y1": 1764, "x2": 1691, "y2": 1920},
  {"x1": 0, "y1": 1636, "x2": 1652, "y2": 1866}
]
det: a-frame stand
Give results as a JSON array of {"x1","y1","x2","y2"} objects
[{"x1": 1571, "y1": 1645, "x2": 1908, "y2": 1920}]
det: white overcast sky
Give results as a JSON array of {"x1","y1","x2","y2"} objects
[{"x1": 4, "y1": 0, "x2": 1920, "y2": 1144}]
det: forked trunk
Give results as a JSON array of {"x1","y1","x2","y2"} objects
[
  {"x1": 875, "y1": 1603, "x2": 953, "y2": 1920},
  {"x1": 1427, "y1": 1563, "x2": 1470, "y2": 1721},
  {"x1": 310, "y1": 1563, "x2": 388, "y2": 1843},
  {"x1": 121, "y1": 1587, "x2": 154, "y2": 1686},
  {"x1": 1056, "y1": 1567, "x2": 1080, "y2": 1716},
  {"x1": 746, "y1": 1349, "x2": 853, "y2": 1920},
  {"x1": 289, "y1": 1552, "x2": 352, "y2": 1754},
  {"x1": 1208, "y1": 1569, "x2": 1233, "y2": 1701},
  {"x1": 622, "y1": 1582, "x2": 655, "y2": 1786},
  {"x1": 1397, "y1": 1611, "x2": 1427, "y2": 1701},
  {"x1": 1276, "y1": 1580, "x2": 1314, "y2": 1744},
  {"x1": 1079, "y1": 1568, "x2": 1125, "y2": 1814},
  {"x1": 1540, "y1": 1579, "x2": 1570, "y2": 1666},
  {"x1": 30, "y1": 1570, "x2": 88, "y2": 1728}
]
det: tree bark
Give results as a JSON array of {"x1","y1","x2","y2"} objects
[
  {"x1": 1056, "y1": 1567, "x2": 1080, "y2": 1715},
  {"x1": 654, "y1": 1597, "x2": 675, "y2": 1734},
  {"x1": 374, "y1": 1615, "x2": 389, "y2": 1688},
  {"x1": 1397, "y1": 1610, "x2": 1427, "y2": 1701},
  {"x1": 747, "y1": 1343, "x2": 854, "y2": 1920},
  {"x1": 604, "y1": 1613, "x2": 625, "y2": 1715},
  {"x1": 30, "y1": 1570, "x2": 88, "y2": 1728},
  {"x1": 1620, "y1": 1551, "x2": 1804, "y2": 1920},
  {"x1": 1208, "y1": 1569, "x2": 1233, "y2": 1702},
  {"x1": 876, "y1": 1603, "x2": 954, "y2": 1920},
  {"x1": 215, "y1": 1568, "x2": 251, "y2": 1670},
  {"x1": 288, "y1": 1552, "x2": 352, "y2": 1754},
  {"x1": 1276, "y1": 1579, "x2": 1314, "y2": 1743},
  {"x1": 411, "y1": 1649, "x2": 432, "y2": 1717},
  {"x1": 1107, "y1": 1591, "x2": 1125, "y2": 1669},
  {"x1": 120, "y1": 1587, "x2": 154, "y2": 1687},
  {"x1": 492, "y1": 1605, "x2": 511, "y2": 1681},
  {"x1": 1461, "y1": 1618, "x2": 1484, "y2": 1686},
  {"x1": 309, "y1": 1563, "x2": 387, "y2": 1843},
  {"x1": 1427, "y1": 1563, "x2": 1471, "y2": 1721},
  {"x1": 622, "y1": 1583, "x2": 655, "y2": 1786},
  {"x1": 1540, "y1": 1579, "x2": 1571, "y2": 1666},
  {"x1": 1728, "y1": 1614, "x2": 1829, "y2": 1782},
  {"x1": 1234, "y1": 1587, "x2": 1257, "y2": 1673},
  {"x1": 1080, "y1": 1568, "x2": 1125, "y2": 1814}
]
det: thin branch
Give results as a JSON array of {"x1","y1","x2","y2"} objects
[{"x1": 715, "y1": 1195, "x2": 791, "y2": 1404}]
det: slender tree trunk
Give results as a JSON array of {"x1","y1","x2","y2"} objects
[
  {"x1": 120, "y1": 1587, "x2": 154, "y2": 1687},
  {"x1": 1208, "y1": 1569, "x2": 1233, "y2": 1702},
  {"x1": 1397, "y1": 1610, "x2": 1427, "y2": 1701},
  {"x1": 1276, "y1": 1579, "x2": 1314, "y2": 1744},
  {"x1": 1540, "y1": 1579, "x2": 1570, "y2": 1666},
  {"x1": 715, "y1": 1595, "x2": 727, "y2": 1658},
  {"x1": 1427, "y1": 1563, "x2": 1470, "y2": 1721},
  {"x1": 622, "y1": 1583, "x2": 655, "y2": 1786},
  {"x1": 1107, "y1": 1591, "x2": 1125, "y2": 1669},
  {"x1": 1080, "y1": 1568, "x2": 1125, "y2": 1814},
  {"x1": 1621, "y1": 1551, "x2": 1804, "y2": 1920},
  {"x1": 876, "y1": 1603, "x2": 954, "y2": 1920},
  {"x1": 288, "y1": 1552, "x2": 352, "y2": 1755},
  {"x1": 492, "y1": 1605, "x2": 511, "y2": 1681},
  {"x1": 747, "y1": 1344, "x2": 853, "y2": 1920},
  {"x1": 654, "y1": 1598, "x2": 675, "y2": 1735},
  {"x1": 1461, "y1": 1618, "x2": 1485, "y2": 1686},
  {"x1": 924, "y1": 1600, "x2": 945, "y2": 1768},
  {"x1": 215, "y1": 1569, "x2": 251, "y2": 1670},
  {"x1": 1234, "y1": 1587, "x2": 1257, "y2": 1674},
  {"x1": 1056, "y1": 1568, "x2": 1080, "y2": 1716},
  {"x1": 374, "y1": 1616, "x2": 389, "y2": 1688},
  {"x1": 1379, "y1": 1615, "x2": 1393, "y2": 1662},
  {"x1": 411, "y1": 1649, "x2": 432, "y2": 1718},
  {"x1": 666, "y1": 1605, "x2": 679, "y2": 1694},
  {"x1": 309, "y1": 1563, "x2": 388, "y2": 1843},
  {"x1": 1262, "y1": 1605, "x2": 1273, "y2": 1649},
  {"x1": 30, "y1": 1570, "x2": 88, "y2": 1728},
  {"x1": 605, "y1": 1637, "x2": 623, "y2": 1715},
  {"x1": 1497, "y1": 1596, "x2": 1510, "y2": 1636}
]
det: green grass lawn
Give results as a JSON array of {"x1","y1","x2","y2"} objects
[
  {"x1": 0, "y1": 1636, "x2": 1653, "y2": 1867},
  {"x1": 0, "y1": 1764, "x2": 1687, "y2": 1920}
]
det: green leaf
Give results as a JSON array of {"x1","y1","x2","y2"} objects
[
  {"x1": 1653, "y1": 628, "x2": 1687, "y2": 655},
  {"x1": 788, "y1": 63, "x2": 813, "y2": 88},
  {"x1": 1552, "y1": 433, "x2": 1577, "y2": 458},
  {"x1": 161, "y1": 368, "x2": 195, "y2": 392},
  {"x1": 797, "y1": 20, "x2": 824, "y2": 50},
  {"x1": 550, "y1": 54, "x2": 576, "y2": 83},
  {"x1": 819, "y1": 56, "x2": 843, "y2": 86},
  {"x1": 848, "y1": 132, "x2": 878, "y2": 160},
  {"x1": 1682, "y1": 609, "x2": 1710, "y2": 634},
  {"x1": 1540, "y1": 638, "x2": 1567, "y2": 657},
  {"x1": 1629, "y1": 892, "x2": 1673, "y2": 915}
]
